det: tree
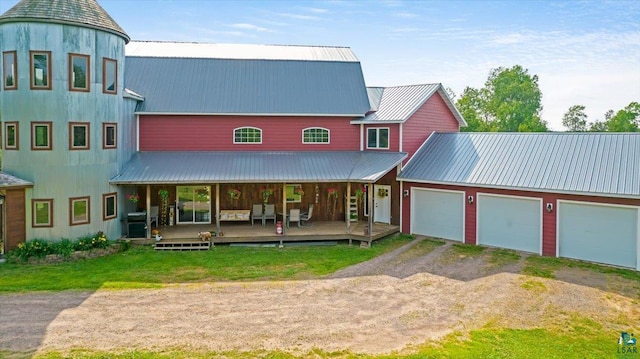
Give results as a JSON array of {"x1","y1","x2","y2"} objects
[
  {"x1": 607, "y1": 102, "x2": 640, "y2": 132},
  {"x1": 456, "y1": 65, "x2": 547, "y2": 132},
  {"x1": 562, "y1": 105, "x2": 588, "y2": 131},
  {"x1": 588, "y1": 103, "x2": 639, "y2": 132}
]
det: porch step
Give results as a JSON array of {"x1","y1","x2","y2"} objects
[{"x1": 154, "y1": 241, "x2": 210, "y2": 251}]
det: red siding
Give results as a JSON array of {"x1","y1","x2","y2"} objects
[
  {"x1": 402, "y1": 182, "x2": 640, "y2": 257},
  {"x1": 139, "y1": 115, "x2": 360, "y2": 151},
  {"x1": 363, "y1": 123, "x2": 400, "y2": 152},
  {"x1": 402, "y1": 92, "x2": 459, "y2": 161}
]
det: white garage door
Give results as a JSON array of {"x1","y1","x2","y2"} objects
[
  {"x1": 411, "y1": 188, "x2": 464, "y2": 242},
  {"x1": 478, "y1": 194, "x2": 541, "y2": 254},
  {"x1": 558, "y1": 201, "x2": 638, "y2": 269}
]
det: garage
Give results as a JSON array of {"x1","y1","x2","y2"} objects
[
  {"x1": 558, "y1": 201, "x2": 639, "y2": 269},
  {"x1": 411, "y1": 188, "x2": 464, "y2": 241},
  {"x1": 477, "y1": 194, "x2": 541, "y2": 254}
]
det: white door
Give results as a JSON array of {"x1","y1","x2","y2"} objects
[
  {"x1": 374, "y1": 185, "x2": 391, "y2": 224},
  {"x1": 558, "y1": 201, "x2": 638, "y2": 269},
  {"x1": 411, "y1": 188, "x2": 464, "y2": 241},
  {"x1": 477, "y1": 193, "x2": 542, "y2": 254}
]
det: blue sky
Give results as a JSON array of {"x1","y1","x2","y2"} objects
[{"x1": 2, "y1": 0, "x2": 639, "y2": 130}]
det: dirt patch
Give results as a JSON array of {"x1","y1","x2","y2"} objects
[{"x1": 1, "y1": 237, "x2": 639, "y2": 356}]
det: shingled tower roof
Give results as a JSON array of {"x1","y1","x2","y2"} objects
[{"x1": 0, "y1": 0, "x2": 129, "y2": 43}]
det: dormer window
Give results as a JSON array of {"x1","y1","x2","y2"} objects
[
  {"x1": 30, "y1": 51, "x2": 52, "y2": 90},
  {"x1": 302, "y1": 127, "x2": 330, "y2": 144},
  {"x1": 69, "y1": 53, "x2": 90, "y2": 92},
  {"x1": 234, "y1": 127, "x2": 262, "y2": 144},
  {"x1": 2, "y1": 51, "x2": 17, "y2": 90}
]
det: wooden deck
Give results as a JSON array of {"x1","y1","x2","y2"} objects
[{"x1": 127, "y1": 220, "x2": 399, "y2": 248}]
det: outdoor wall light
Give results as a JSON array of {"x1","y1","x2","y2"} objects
[
  {"x1": 467, "y1": 195, "x2": 474, "y2": 204},
  {"x1": 546, "y1": 203, "x2": 553, "y2": 212},
  {"x1": 403, "y1": 189, "x2": 409, "y2": 197}
]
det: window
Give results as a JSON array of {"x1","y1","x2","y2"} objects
[
  {"x1": 3, "y1": 51, "x2": 17, "y2": 90},
  {"x1": 103, "y1": 122, "x2": 117, "y2": 149},
  {"x1": 69, "y1": 122, "x2": 90, "y2": 150},
  {"x1": 286, "y1": 184, "x2": 303, "y2": 203},
  {"x1": 30, "y1": 51, "x2": 52, "y2": 90},
  {"x1": 4, "y1": 122, "x2": 18, "y2": 150},
  {"x1": 32, "y1": 199, "x2": 53, "y2": 227},
  {"x1": 69, "y1": 53, "x2": 90, "y2": 92},
  {"x1": 367, "y1": 128, "x2": 389, "y2": 149},
  {"x1": 302, "y1": 127, "x2": 330, "y2": 144},
  {"x1": 103, "y1": 193, "x2": 117, "y2": 220},
  {"x1": 234, "y1": 127, "x2": 262, "y2": 144},
  {"x1": 31, "y1": 121, "x2": 52, "y2": 150},
  {"x1": 103, "y1": 58, "x2": 117, "y2": 94},
  {"x1": 70, "y1": 196, "x2": 90, "y2": 225}
]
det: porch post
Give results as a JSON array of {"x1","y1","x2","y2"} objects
[
  {"x1": 368, "y1": 182, "x2": 374, "y2": 242},
  {"x1": 282, "y1": 183, "x2": 287, "y2": 236},
  {"x1": 146, "y1": 184, "x2": 151, "y2": 239},
  {"x1": 346, "y1": 182, "x2": 351, "y2": 233},
  {"x1": 215, "y1": 183, "x2": 220, "y2": 234}
]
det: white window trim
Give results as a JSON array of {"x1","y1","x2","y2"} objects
[
  {"x1": 233, "y1": 126, "x2": 262, "y2": 144},
  {"x1": 69, "y1": 122, "x2": 90, "y2": 150},
  {"x1": 70, "y1": 196, "x2": 90, "y2": 226},
  {"x1": 366, "y1": 127, "x2": 390, "y2": 149},
  {"x1": 31, "y1": 121, "x2": 52, "y2": 150},
  {"x1": 32, "y1": 199, "x2": 53, "y2": 227},
  {"x1": 302, "y1": 127, "x2": 330, "y2": 144}
]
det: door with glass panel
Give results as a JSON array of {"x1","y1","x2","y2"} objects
[{"x1": 176, "y1": 186, "x2": 211, "y2": 224}]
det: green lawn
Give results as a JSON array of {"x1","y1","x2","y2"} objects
[{"x1": 0, "y1": 235, "x2": 413, "y2": 292}]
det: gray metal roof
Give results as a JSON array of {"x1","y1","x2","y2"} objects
[
  {"x1": 126, "y1": 41, "x2": 360, "y2": 62},
  {"x1": 0, "y1": 171, "x2": 33, "y2": 188},
  {"x1": 356, "y1": 84, "x2": 466, "y2": 126},
  {"x1": 0, "y1": 0, "x2": 129, "y2": 43},
  {"x1": 125, "y1": 56, "x2": 371, "y2": 115},
  {"x1": 111, "y1": 151, "x2": 407, "y2": 184},
  {"x1": 398, "y1": 132, "x2": 640, "y2": 198}
]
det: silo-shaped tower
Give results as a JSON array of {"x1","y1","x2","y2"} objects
[{"x1": 0, "y1": 0, "x2": 130, "y2": 245}]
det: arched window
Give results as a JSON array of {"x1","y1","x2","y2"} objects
[
  {"x1": 234, "y1": 127, "x2": 262, "y2": 144},
  {"x1": 302, "y1": 127, "x2": 330, "y2": 144}
]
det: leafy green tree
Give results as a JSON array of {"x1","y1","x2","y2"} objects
[
  {"x1": 562, "y1": 105, "x2": 588, "y2": 131},
  {"x1": 456, "y1": 65, "x2": 547, "y2": 132},
  {"x1": 607, "y1": 102, "x2": 639, "y2": 132}
]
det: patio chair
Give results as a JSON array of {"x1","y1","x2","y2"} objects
[
  {"x1": 288, "y1": 209, "x2": 301, "y2": 228},
  {"x1": 150, "y1": 206, "x2": 159, "y2": 227},
  {"x1": 263, "y1": 204, "x2": 276, "y2": 225},
  {"x1": 300, "y1": 204, "x2": 313, "y2": 226},
  {"x1": 251, "y1": 204, "x2": 263, "y2": 226}
]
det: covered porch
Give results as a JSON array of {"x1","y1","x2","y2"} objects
[{"x1": 111, "y1": 150, "x2": 407, "y2": 247}]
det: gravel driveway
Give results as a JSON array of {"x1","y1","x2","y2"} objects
[{"x1": 1, "y1": 237, "x2": 638, "y2": 356}]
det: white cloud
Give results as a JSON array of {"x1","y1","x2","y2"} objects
[{"x1": 231, "y1": 23, "x2": 273, "y2": 32}]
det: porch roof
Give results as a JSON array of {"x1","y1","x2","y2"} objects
[
  {"x1": 0, "y1": 171, "x2": 33, "y2": 189},
  {"x1": 110, "y1": 151, "x2": 407, "y2": 184}
]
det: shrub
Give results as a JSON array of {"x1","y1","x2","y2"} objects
[
  {"x1": 52, "y1": 238, "x2": 75, "y2": 258},
  {"x1": 12, "y1": 239, "x2": 53, "y2": 261}
]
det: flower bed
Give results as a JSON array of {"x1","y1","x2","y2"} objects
[{"x1": 6, "y1": 232, "x2": 127, "y2": 264}]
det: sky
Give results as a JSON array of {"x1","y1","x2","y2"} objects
[{"x1": 1, "y1": 0, "x2": 639, "y2": 130}]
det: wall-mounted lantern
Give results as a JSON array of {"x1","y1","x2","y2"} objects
[
  {"x1": 546, "y1": 203, "x2": 553, "y2": 212},
  {"x1": 403, "y1": 189, "x2": 409, "y2": 197},
  {"x1": 467, "y1": 195, "x2": 474, "y2": 204}
]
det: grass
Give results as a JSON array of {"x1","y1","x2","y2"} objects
[
  {"x1": 32, "y1": 325, "x2": 618, "y2": 359},
  {"x1": 523, "y1": 255, "x2": 640, "y2": 282},
  {"x1": 0, "y1": 234, "x2": 413, "y2": 292}
]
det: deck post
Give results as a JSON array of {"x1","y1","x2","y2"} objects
[
  {"x1": 281, "y1": 183, "x2": 287, "y2": 244},
  {"x1": 368, "y1": 181, "x2": 374, "y2": 244}
]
